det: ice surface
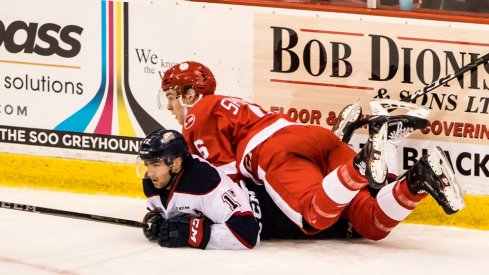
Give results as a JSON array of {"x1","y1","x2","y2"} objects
[{"x1": 1, "y1": 186, "x2": 488, "y2": 275}]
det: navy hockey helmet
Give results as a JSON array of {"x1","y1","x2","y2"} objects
[{"x1": 139, "y1": 129, "x2": 189, "y2": 164}]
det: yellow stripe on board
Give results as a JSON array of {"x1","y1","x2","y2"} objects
[
  {"x1": 405, "y1": 196, "x2": 489, "y2": 230},
  {"x1": 0, "y1": 153, "x2": 142, "y2": 198},
  {"x1": 116, "y1": 2, "x2": 136, "y2": 137},
  {"x1": 0, "y1": 152, "x2": 487, "y2": 230}
]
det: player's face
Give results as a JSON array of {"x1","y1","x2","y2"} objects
[
  {"x1": 164, "y1": 89, "x2": 185, "y2": 125},
  {"x1": 145, "y1": 160, "x2": 172, "y2": 189}
]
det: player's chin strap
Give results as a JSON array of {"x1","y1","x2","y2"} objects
[{"x1": 178, "y1": 94, "x2": 203, "y2": 117}]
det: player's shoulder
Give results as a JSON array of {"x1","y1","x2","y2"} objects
[
  {"x1": 176, "y1": 157, "x2": 222, "y2": 195},
  {"x1": 200, "y1": 94, "x2": 249, "y2": 105},
  {"x1": 186, "y1": 95, "x2": 224, "y2": 119},
  {"x1": 199, "y1": 94, "x2": 226, "y2": 104}
]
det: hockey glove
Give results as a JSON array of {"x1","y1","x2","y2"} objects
[
  {"x1": 158, "y1": 215, "x2": 213, "y2": 249},
  {"x1": 142, "y1": 211, "x2": 164, "y2": 242}
]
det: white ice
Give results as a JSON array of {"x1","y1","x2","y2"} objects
[{"x1": 1, "y1": 186, "x2": 488, "y2": 275}]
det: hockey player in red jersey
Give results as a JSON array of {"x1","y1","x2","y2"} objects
[
  {"x1": 157, "y1": 61, "x2": 465, "y2": 241},
  {"x1": 138, "y1": 129, "x2": 259, "y2": 249}
]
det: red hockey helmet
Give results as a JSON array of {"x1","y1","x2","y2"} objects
[{"x1": 161, "y1": 61, "x2": 216, "y2": 96}]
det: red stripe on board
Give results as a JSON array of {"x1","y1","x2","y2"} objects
[
  {"x1": 397, "y1": 36, "x2": 489, "y2": 47},
  {"x1": 270, "y1": 79, "x2": 374, "y2": 90},
  {"x1": 301, "y1": 29, "x2": 364, "y2": 37}
]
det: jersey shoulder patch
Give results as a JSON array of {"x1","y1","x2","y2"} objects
[{"x1": 176, "y1": 158, "x2": 221, "y2": 195}]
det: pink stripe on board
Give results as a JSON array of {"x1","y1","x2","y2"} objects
[{"x1": 95, "y1": 1, "x2": 114, "y2": 134}]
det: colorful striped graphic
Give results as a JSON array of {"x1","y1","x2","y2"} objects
[{"x1": 55, "y1": 0, "x2": 163, "y2": 136}]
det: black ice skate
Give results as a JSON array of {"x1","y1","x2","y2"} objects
[
  {"x1": 331, "y1": 100, "x2": 362, "y2": 143},
  {"x1": 357, "y1": 115, "x2": 429, "y2": 145},
  {"x1": 333, "y1": 99, "x2": 429, "y2": 145},
  {"x1": 400, "y1": 146, "x2": 465, "y2": 214},
  {"x1": 368, "y1": 99, "x2": 430, "y2": 145},
  {"x1": 353, "y1": 120, "x2": 388, "y2": 189},
  {"x1": 352, "y1": 113, "x2": 426, "y2": 189}
]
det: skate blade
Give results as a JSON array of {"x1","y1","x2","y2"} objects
[
  {"x1": 332, "y1": 99, "x2": 361, "y2": 140},
  {"x1": 368, "y1": 123, "x2": 388, "y2": 188},
  {"x1": 369, "y1": 98, "x2": 431, "y2": 118},
  {"x1": 428, "y1": 146, "x2": 465, "y2": 212}
]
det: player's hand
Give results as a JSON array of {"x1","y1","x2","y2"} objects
[
  {"x1": 158, "y1": 215, "x2": 212, "y2": 249},
  {"x1": 142, "y1": 211, "x2": 164, "y2": 242}
]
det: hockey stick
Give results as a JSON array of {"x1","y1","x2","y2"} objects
[
  {"x1": 0, "y1": 200, "x2": 148, "y2": 229},
  {"x1": 366, "y1": 53, "x2": 489, "y2": 117},
  {"x1": 335, "y1": 53, "x2": 489, "y2": 141},
  {"x1": 399, "y1": 52, "x2": 489, "y2": 103}
]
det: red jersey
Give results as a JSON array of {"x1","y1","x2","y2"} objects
[
  {"x1": 181, "y1": 94, "x2": 420, "y2": 241},
  {"x1": 182, "y1": 95, "x2": 295, "y2": 182}
]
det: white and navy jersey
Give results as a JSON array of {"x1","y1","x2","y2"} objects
[{"x1": 143, "y1": 155, "x2": 259, "y2": 250}]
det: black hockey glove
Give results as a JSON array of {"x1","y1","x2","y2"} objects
[
  {"x1": 158, "y1": 215, "x2": 213, "y2": 249},
  {"x1": 142, "y1": 211, "x2": 164, "y2": 242}
]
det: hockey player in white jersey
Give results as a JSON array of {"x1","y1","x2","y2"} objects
[{"x1": 138, "y1": 129, "x2": 259, "y2": 249}]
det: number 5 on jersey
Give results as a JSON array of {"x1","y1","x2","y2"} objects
[{"x1": 220, "y1": 98, "x2": 240, "y2": 115}]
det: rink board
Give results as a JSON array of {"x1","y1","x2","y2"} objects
[{"x1": 1, "y1": 152, "x2": 488, "y2": 230}]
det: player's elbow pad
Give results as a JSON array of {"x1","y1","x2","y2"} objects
[{"x1": 226, "y1": 213, "x2": 260, "y2": 249}]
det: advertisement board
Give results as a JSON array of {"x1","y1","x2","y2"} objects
[{"x1": 1, "y1": 0, "x2": 487, "y2": 194}]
